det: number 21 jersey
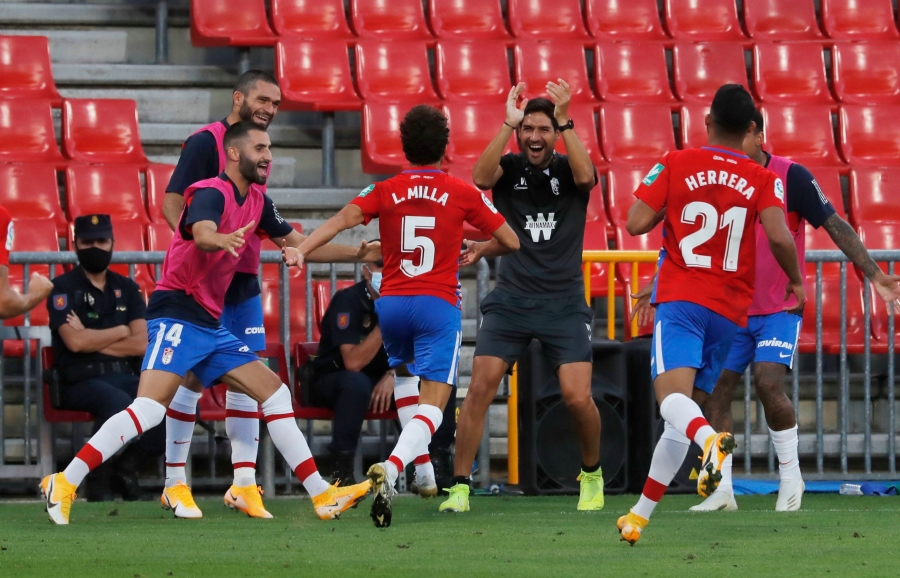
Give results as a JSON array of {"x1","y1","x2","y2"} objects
[
  {"x1": 351, "y1": 169, "x2": 507, "y2": 308},
  {"x1": 635, "y1": 146, "x2": 784, "y2": 326}
]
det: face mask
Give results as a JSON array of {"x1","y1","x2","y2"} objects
[
  {"x1": 77, "y1": 247, "x2": 112, "y2": 274},
  {"x1": 370, "y1": 271, "x2": 382, "y2": 295}
]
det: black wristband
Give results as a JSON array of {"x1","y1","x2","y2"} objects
[{"x1": 504, "y1": 121, "x2": 517, "y2": 130}]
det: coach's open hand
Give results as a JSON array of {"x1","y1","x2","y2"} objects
[
  {"x1": 282, "y1": 239, "x2": 304, "y2": 267},
  {"x1": 630, "y1": 282, "x2": 655, "y2": 327},
  {"x1": 546, "y1": 78, "x2": 571, "y2": 125},
  {"x1": 219, "y1": 221, "x2": 255, "y2": 258},
  {"x1": 505, "y1": 83, "x2": 528, "y2": 128},
  {"x1": 358, "y1": 239, "x2": 382, "y2": 262},
  {"x1": 459, "y1": 239, "x2": 483, "y2": 267}
]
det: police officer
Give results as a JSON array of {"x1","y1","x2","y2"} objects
[
  {"x1": 48, "y1": 214, "x2": 163, "y2": 501},
  {"x1": 443, "y1": 80, "x2": 605, "y2": 513}
]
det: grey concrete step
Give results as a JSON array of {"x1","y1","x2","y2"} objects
[
  {"x1": 59, "y1": 88, "x2": 210, "y2": 124},
  {"x1": 140, "y1": 123, "x2": 325, "y2": 148},
  {"x1": 148, "y1": 154, "x2": 297, "y2": 189},
  {"x1": 0, "y1": 29, "x2": 127, "y2": 64},
  {"x1": 267, "y1": 189, "x2": 359, "y2": 211},
  {"x1": 52, "y1": 63, "x2": 235, "y2": 88},
  {"x1": 0, "y1": 3, "x2": 188, "y2": 26}
]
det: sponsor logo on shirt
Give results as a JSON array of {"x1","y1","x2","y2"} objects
[
  {"x1": 811, "y1": 179, "x2": 829, "y2": 206},
  {"x1": 238, "y1": 345, "x2": 250, "y2": 353},
  {"x1": 524, "y1": 213, "x2": 557, "y2": 242},
  {"x1": 5, "y1": 221, "x2": 13, "y2": 251},
  {"x1": 757, "y1": 336, "x2": 794, "y2": 351},
  {"x1": 642, "y1": 163, "x2": 665, "y2": 186},
  {"x1": 514, "y1": 177, "x2": 528, "y2": 191},
  {"x1": 245, "y1": 326, "x2": 265, "y2": 335},
  {"x1": 358, "y1": 184, "x2": 375, "y2": 197},
  {"x1": 272, "y1": 203, "x2": 285, "y2": 224}
]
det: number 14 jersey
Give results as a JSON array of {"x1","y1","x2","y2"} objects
[
  {"x1": 635, "y1": 146, "x2": 784, "y2": 327},
  {"x1": 351, "y1": 169, "x2": 507, "y2": 308}
]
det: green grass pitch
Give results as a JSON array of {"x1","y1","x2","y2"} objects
[{"x1": 1, "y1": 494, "x2": 897, "y2": 577}]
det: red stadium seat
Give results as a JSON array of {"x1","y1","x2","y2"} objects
[
  {"x1": 350, "y1": 0, "x2": 433, "y2": 41},
  {"x1": 435, "y1": 41, "x2": 511, "y2": 103},
  {"x1": 362, "y1": 101, "x2": 441, "y2": 174},
  {"x1": 839, "y1": 105, "x2": 900, "y2": 167},
  {"x1": 443, "y1": 102, "x2": 517, "y2": 166},
  {"x1": 313, "y1": 279, "x2": 355, "y2": 333},
  {"x1": 759, "y1": 104, "x2": 844, "y2": 167},
  {"x1": 673, "y1": 42, "x2": 749, "y2": 103},
  {"x1": 66, "y1": 164, "x2": 149, "y2": 224},
  {"x1": 599, "y1": 103, "x2": 676, "y2": 166},
  {"x1": 429, "y1": 0, "x2": 510, "y2": 40},
  {"x1": 0, "y1": 163, "x2": 66, "y2": 236},
  {"x1": 849, "y1": 167, "x2": 900, "y2": 224},
  {"x1": 821, "y1": 0, "x2": 899, "y2": 41},
  {"x1": 514, "y1": 42, "x2": 596, "y2": 103},
  {"x1": 355, "y1": 41, "x2": 439, "y2": 103},
  {"x1": 833, "y1": 42, "x2": 900, "y2": 105},
  {"x1": 605, "y1": 166, "x2": 645, "y2": 228},
  {"x1": 276, "y1": 40, "x2": 361, "y2": 111},
  {"x1": 261, "y1": 273, "x2": 309, "y2": 346},
  {"x1": 0, "y1": 100, "x2": 66, "y2": 167},
  {"x1": 507, "y1": 0, "x2": 591, "y2": 40},
  {"x1": 146, "y1": 222, "x2": 174, "y2": 254},
  {"x1": 584, "y1": 183, "x2": 618, "y2": 298},
  {"x1": 664, "y1": 0, "x2": 747, "y2": 42},
  {"x1": 270, "y1": 0, "x2": 354, "y2": 40},
  {"x1": 753, "y1": 43, "x2": 834, "y2": 105},
  {"x1": 742, "y1": 0, "x2": 825, "y2": 40},
  {"x1": 444, "y1": 163, "x2": 477, "y2": 190},
  {"x1": 62, "y1": 99, "x2": 149, "y2": 166},
  {"x1": 553, "y1": 103, "x2": 605, "y2": 168},
  {"x1": 594, "y1": 43, "x2": 676, "y2": 104},
  {"x1": 585, "y1": 0, "x2": 669, "y2": 41},
  {"x1": 0, "y1": 35, "x2": 62, "y2": 106},
  {"x1": 679, "y1": 103, "x2": 710, "y2": 150},
  {"x1": 146, "y1": 163, "x2": 175, "y2": 224},
  {"x1": 190, "y1": 0, "x2": 277, "y2": 47},
  {"x1": 3, "y1": 218, "x2": 54, "y2": 352}
]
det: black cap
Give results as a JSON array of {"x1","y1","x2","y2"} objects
[{"x1": 73, "y1": 214, "x2": 113, "y2": 240}]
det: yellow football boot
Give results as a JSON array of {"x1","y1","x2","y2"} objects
[
  {"x1": 697, "y1": 432, "x2": 737, "y2": 498},
  {"x1": 40, "y1": 473, "x2": 77, "y2": 525},
  {"x1": 161, "y1": 482, "x2": 203, "y2": 519},
  {"x1": 225, "y1": 484, "x2": 273, "y2": 519},
  {"x1": 312, "y1": 479, "x2": 372, "y2": 520},
  {"x1": 617, "y1": 511, "x2": 649, "y2": 545}
]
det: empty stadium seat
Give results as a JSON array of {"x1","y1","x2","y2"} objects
[
  {"x1": 3, "y1": 218, "x2": 54, "y2": 335},
  {"x1": 350, "y1": 0, "x2": 433, "y2": 40},
  {"x1": 594, "y1": 43, "x2": 676, "y2": 104},
  {"x1": 0, "y1": 99, "x2": 66, "y2": 167},
  {"x1": 62, "y1": 99, "x2": 149, "y2": 166},
  {"x1": 583, "y1": 183, "x2": 617, "y2": 298},
  {"x1": 444, "y1": 163, "x2": 478, "y2": 190},
  {"x1": 362, "y1": 101, "x2": 443, "y2": 174},
  {"x1": 514, "y1": 42, "x2": 596, "y2": 103},
  {"x1": 839, "y1": 105, "x2": 900, "y2": 166},
  {"x1": 849, "y1": 167, "x2": 900, "y2": 224},
  {"x1": 742, "y1": 0, "x2": 824, "y2": 40},
  {"x1": 753, "y1": 43, "x2": 834, "y2": 104},
  {"x1": 759, "y1": 104, "x2": 844, "y2": 166},
  {"x1": 429, "y1": 0, "x2": 510, "y2": 40},
  {"x1": 355, "y1": 41, "x2": 439, "y2": 103},
  {"x1": 0, "y1": 35, "x2": 62, "y2": 105},
  {"x1": 821, "y1": 0, "x2": 899, "y2": 40},
  {"x1": 664, "y1": 0, "x2": 747, "y2": 41},
  {"x1": 507, "y1": 0, "x2": 591, "y2": 40},
  {"x1": 435, "y1": 41, "x2": 512, "y2": 103},
  {"x1": 553, "y1": 103, "x2": 605, "y2": 168},
  {"x1": 270, "y1": 0, "x2": 354, "y2": 40},
  {"x1": 276, "y1": 40, "x2": 362, "y2": 111},
  {"x1": 679, "y1": 103, "x2": 710, "y2": 149},
  {"x1": 833, "y1": 42, "x2": 900, "y2": 105},
  {"x1": 146, "y1": 222, "x2": 174, "y2": 256},
  {"x1": 673, "y1": 42, "x2": 749, "y2": 103},
  {"x1": 0, "y1": 163, "x2": 66, "y2": 235},
  {"x1": 190, "y1": 0, "x2": 277, "y2": 46},
  {"x1": 443, "y1": 102, "x2": 517, "y2": 166},
  {"x1": 145, "y1": 163, "x2": 175, "y2": 224},
  {"x1": 261, "y1": 273, "x2": 309, "y2": 345},
  {"x1": 585, "y1": 0, "x2": 669, "y2": 41},
  {"x1": 599, "y1": 103, "x2": 677, "y2": 166},
  {"x1": 66, "y1": 164, "x2": 149, "y2": 224}
]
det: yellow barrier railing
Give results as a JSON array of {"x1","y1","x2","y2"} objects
[{"x1": 507, "y1": 250, "x2": 658, "y2": 485}]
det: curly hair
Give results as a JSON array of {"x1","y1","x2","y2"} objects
[{"x1": 400, "y1": 104, "x2": 449, "y2": 166}]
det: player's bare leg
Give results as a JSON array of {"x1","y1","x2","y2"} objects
[
  {"x1": 220, "y1": 362, "x2": 371, "y2": 520},
  {"x1": 558, "y1": 361, "x2": 604, "y2": 510},
  {"x1": 452, "y1": 356, "x2": 509, "y2": 479},
  {"x1": 691, "y1": 369, "x2": 741, "y2": 512}
]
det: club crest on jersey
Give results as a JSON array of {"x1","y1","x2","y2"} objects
[
  {"x1": 5, "y1": 221, "x2": 13, "y2": 251},
  {"x1": 53, "y1": 294, "x2": 67, "y2": 310},
  {"x1": 337, "y1": 312, "x2": 350, "y2": 329},
  {"x1": 358, "y1": 184, "x2": 375, "y2": 197},
  {"x1": 642, "y1": 163, "x2": 665, "y2": 186},
  {"x1": 482, "y1": 193, "x2": 498, "y2": 214},
  {"x1": 774, "y1": 178, "x2": 785, "y2": 202},
  {"x1": 550, "y1": 177, "x2": 560, "y2": 195},
  {"x1": 162, "y1": 347, "x2": 174, "y2": 365},
  {"x1": 114, "y1": 289, "x2": 122, "y2": 298}
]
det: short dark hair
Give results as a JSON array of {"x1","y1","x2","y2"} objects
[
  {"x1": 751, "y1": 108, "x2": 764, "y2": 134},
  {"x1": 223, "y1": 120, "x2": 265, "y2": 149},
  {"x1": 521, "y1": 98, "x2": 559, "y2": 131},
  {"x1": 234, "y1": 70, "x2": 279, "y2": 95},
  {"x1": 400, "y1": 105, "x2": 449, "y2": 166},
  {"x1": 709, "y1": 84, "x2": 756, "y2": 136}
]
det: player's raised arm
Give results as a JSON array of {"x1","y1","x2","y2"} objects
[
  {"x1": 472, "y1": 83, "x2": 527, "y2": 190},
  {"x1": 759, "y1": 206, "x2": 805, "y2": 313},
  {"x1": 285, "y1": 204, "x2": 366, "y2": 267},
  {"x1": 547, "y1": 79, "x2": 595, "y2": 192}
]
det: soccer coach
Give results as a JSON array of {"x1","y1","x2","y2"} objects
[{"x1": 440, "y1": 80, "x2": 604, "y2": 513}]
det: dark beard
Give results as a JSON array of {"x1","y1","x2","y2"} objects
[
  {"x1": 238, "y1": 102, "x2": 269, "y2": 128},
  {"x1": 239, "y1": 155, "x2": 267, "y2": 185}
]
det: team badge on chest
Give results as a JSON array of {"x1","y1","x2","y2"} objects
[
  {"x1": 162, "y1": 347, "x2": 174, "y2": 365},
  {"x1": 550, "y1": 177, "x2": 560, "y2": 195}
]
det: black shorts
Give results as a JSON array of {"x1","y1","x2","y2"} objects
[{"x1": 474, "y1": 288, "x2": 593, "y2": 370}]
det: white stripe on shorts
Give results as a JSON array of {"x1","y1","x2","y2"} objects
[
  {"x1": 146, "y1": 321, "x2": 166, "y2": 370},
  {"x1": 791, "y1": 318, "x2": 801, "y2": 370},
  {"x1": 654, "y1": 320, "x2": 665, "y2": 373},
  {"x1": 447, "y1": 330, "x2": 462, "y2": 385}
]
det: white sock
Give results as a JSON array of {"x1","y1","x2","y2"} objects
[
  {"x1": 226, "y1": 391, "x2": 260, "y2": 487},
  {"x1": 262, "y1": 384, "x2": 330, "y2": 498},
  {"x1": 394, "y1": 375, "x2": 433, "y2": 480},
  {"x1": 659, "y1": 392, "x2": 717, "y2": 448},
  {"x1": 770, "y1": 425, "x2": 802, "y2": 481},
  {"x1": 64, "y1": 398, "x2": 166, "y2": 487},
  {"x1": 632, "y1": 422, "x2": 690, "y2": 520},
  {"x1": 164, "y1": 386, "x2": 200, "y2": 488},
  {"x1": 385, "y1": 404, "x2": 443, "y2": 486}
]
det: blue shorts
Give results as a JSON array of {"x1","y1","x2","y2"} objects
[
  {"x1": 375, "y1": 295, "x2": 462, "y2": 386},
  {"x1": 723, "y1": 312, "x2": 802, "y2": 374},
  {"x1": 141, "y1": 317, "x2": 260, "y2": 387},
  {"x1": 651, "y1": 301, "x2": 739, "y2": 394},
  {"x1": 221, "y1": 296, "x2": 265, "y2": 353}
]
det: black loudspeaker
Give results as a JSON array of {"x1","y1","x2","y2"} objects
[
  {"x1": 625, "y1": 339, "x2": 702, "y2": 494},
  {"x1": 517, "y1": 340, "x2": 628, "y2": 495}
]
